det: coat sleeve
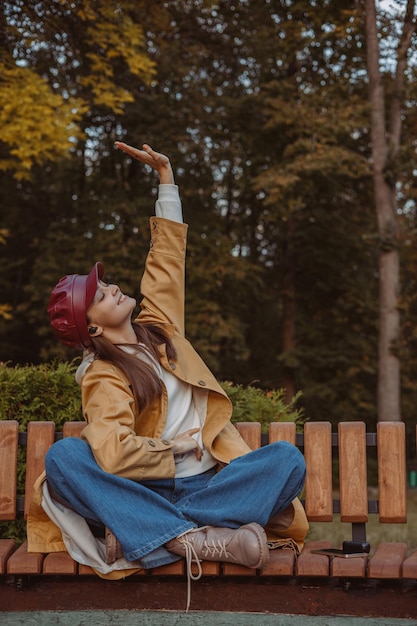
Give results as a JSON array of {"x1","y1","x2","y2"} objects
[
  {"x1": 80, "y1": 363, "x2": 176, "y2": 481},
  {"x1": 137, "y1": 217, "x2": 188, "y2": 336}
]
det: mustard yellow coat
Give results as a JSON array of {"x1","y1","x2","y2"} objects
[{"x1": 28, "y1": 218, "x2": 308, "y2": 566}]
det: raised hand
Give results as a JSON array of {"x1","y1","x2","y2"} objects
[{"x1": 115, "y1": 142, "x2": 174, "y2": 184}]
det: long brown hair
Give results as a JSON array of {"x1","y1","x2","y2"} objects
[{"x1": 89, "y1": 322, "x2": 177, "y2": 412}]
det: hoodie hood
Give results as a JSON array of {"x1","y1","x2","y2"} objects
[{"x1": 75, "y1": 351, "x2": 95, "y2": 385}]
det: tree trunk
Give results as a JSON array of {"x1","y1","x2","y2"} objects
[
  {"x1": 364, "y1": 0, "x2": 416, "y2": 421},
  {"x1": 282, "y1": 216, "x2": 296, "y2": 404}
]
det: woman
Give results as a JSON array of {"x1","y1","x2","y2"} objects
[{"x1": 28, "y1": 142, "x2": 308, "y2": 596}]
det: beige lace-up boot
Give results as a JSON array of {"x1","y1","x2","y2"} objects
[{"x1": 166, "y1": 522, "x2": 269, "y2": 569}]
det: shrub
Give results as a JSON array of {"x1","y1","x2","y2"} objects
[
  {"x1": 221, "y1": 381, "x2": 305, "y2": 433},
  {"x1": 0, "y1": 360, "x2": 82, "y2": 430},
  {"x1": 0, "y1": 362, "x2": 304, "y2": 431}
]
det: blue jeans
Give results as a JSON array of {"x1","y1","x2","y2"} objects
[{"x1": 45, "y1": 437, "x2": 305, "y2": 568}]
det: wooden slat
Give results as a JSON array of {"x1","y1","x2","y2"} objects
[
  {"x1": 330, "y1": 554, "x2": 367, "y2": 578},
  {"x1": 192, "y1": 561, "x2": 220, "y2": 575},
  {"x1": 377, "y1": 422, "x2": 407, "y2": 523},
  {"x1": 402, "y1": 550, "x2": 417, "y2": 578},
  {"x1": 24, "y1": 422, "x2": 56, "y2": 518},
  {"x1": 222, "y1": 561, "x2": 257, "y2": 576},
  {"x1": 7, "y1": 540, "x2": 44, "y2": 575},
  {"x1": 338, "y1": 422, "x2": 368, "y2": 523},
  {"x1": 63, "y1": 421, "x2": 86, "y2": 438},
  {"x1": 0, "y1": 538, "x2": 16, "y2": 574},
  {"x1": 367, "y1": 542, "x2": 407, "y2": 578},
  {"x1": 296, "y1": 540, "x2": 332, "y2": 576},
  {"x1": 151, "y1": 560, "x2": 219, "y2": 576},
  {"x1": 260, "y1": 548, "x2": 295, "y2": 576},
  {"x1": 269, "y1": 422, "x2": 296, "y2": 445},
  {"x1": 235, "y1": 422, "x2": 261, "y2": 450},
  {"x1": 0, "y1": 421, "x2": 18, "y2": 521},
  {"x1": 42, "y1": 551, "x2": 78, "y2": 575},
  {"x1": 304, "y1": 422, "x2": 333, "y2": 521},
  {"x1": 78, "y1": 564, "x2": 95, "y2": 575},
  {"x1": 132, "y1": 568, "x2": 147, "y2": 576}
]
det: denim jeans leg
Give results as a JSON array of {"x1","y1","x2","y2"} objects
[
  {"x1": 45, "y1": 437, "x2": 195, "y2": 562},
  {"x1": 176, "y1": 441, "x2": 306, "y2": 528}
]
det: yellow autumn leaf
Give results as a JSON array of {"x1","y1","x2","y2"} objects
[
  {"x1": 0, "y1": 63, "x2": 85, "y2": 178},
  {"x1": 0, "y1": 305, "x2": 13, "y2": 321}
]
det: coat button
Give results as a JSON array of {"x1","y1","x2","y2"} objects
[
  {"x1": 161, "y1": 439, "x2": 171, "y2": 445},
  {"x1": 148, "y1": 440, "x2": 156, "y2": 447},
  {"x1": 169, "y1": 362, "x2": 176, "y2": 370},
  {"x1": 198, "y1": 380, "x2": 206, "y2": 386}
]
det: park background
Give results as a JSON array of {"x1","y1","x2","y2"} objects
[{"x1": 1, "y1": 0, "x2": 417, "y2": 444}]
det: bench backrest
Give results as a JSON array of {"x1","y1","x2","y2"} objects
[{"x1": 0, "y1": 419, "x2": 408, "y2": 542}]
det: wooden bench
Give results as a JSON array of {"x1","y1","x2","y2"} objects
[{"x1": 1, "y1": 419, "x2": 416, "y2": 616}]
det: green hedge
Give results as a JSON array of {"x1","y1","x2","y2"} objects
[
  {"x1": 0, "y1": 361, "x2": 305, "y2": 432},
  {"x1": 0, "y1": 361, "x2": 304, "y2": 543},
  {"x1": 0, "y1": 360, "x2": 83, "y2": 429},
  {"x1": 220, "y1": 381, "x2": 304, "y2": 432}
]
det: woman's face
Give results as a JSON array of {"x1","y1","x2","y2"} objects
[{"x1": 87, "y1": 280, "x2": 136, "y2": 331}]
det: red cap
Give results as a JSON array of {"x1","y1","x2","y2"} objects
[{"x1": 48, "y1": 262, "x2": 104, "y2": 349}]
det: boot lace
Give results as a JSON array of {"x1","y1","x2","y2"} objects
[
  {"x1": 178, "y1": 534, "x2": 203, "y2": 612},
  {"x1": 201, "y1": 538, "x2": 229, "y2": 559},
  {"x1": 177, "y1": 529, "x2": 231, "y2": 611}
]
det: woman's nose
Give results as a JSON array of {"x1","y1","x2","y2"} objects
[{"x1": 101, "y1": 283, "x2": 117, "y2": 295}]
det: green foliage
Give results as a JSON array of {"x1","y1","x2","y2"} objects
[
  {"x1": 0, "y1": 519, "x2": 26, "y2": 546},
  {"x1": 1, "y1": 0, "x2": 417, "y2": 432},
  {"x1": 221, "y1": 382, "x2": 305, "y2": 433},
  {"x1": 0, "y1": 362, "x2": 303, "y2": 431},
  {"x1": 0, "y1": 361, "x2": 83, "y2": 429}
]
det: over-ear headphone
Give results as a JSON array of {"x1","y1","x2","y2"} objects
[{"x1": 88, "y1": 327, "x2": 98, "y2": 335}]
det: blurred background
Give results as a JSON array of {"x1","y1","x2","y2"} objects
[{"x1": 1, "y1": 0, "x2": 417, "y2": 436}]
